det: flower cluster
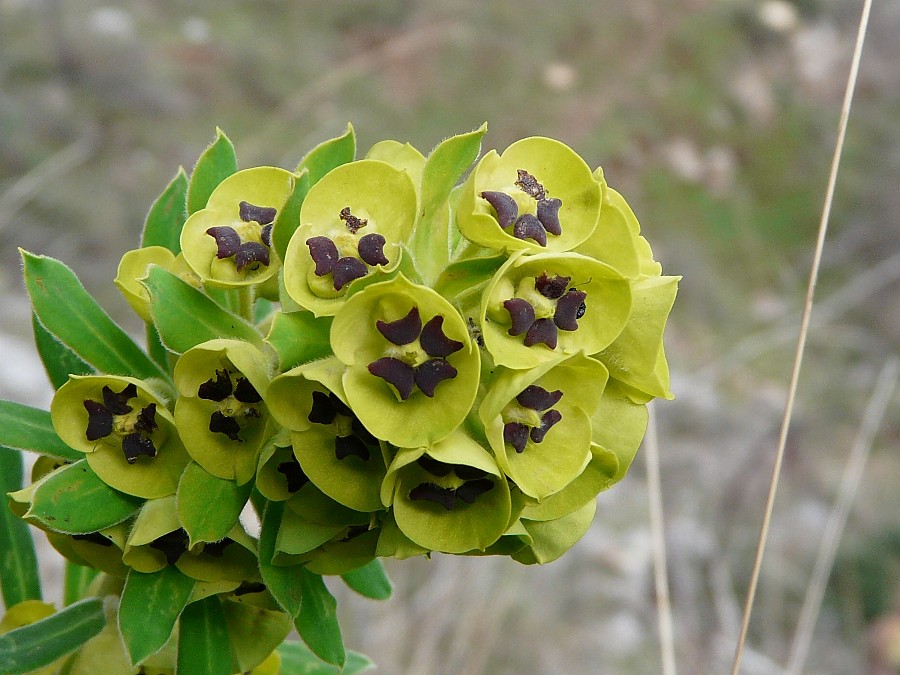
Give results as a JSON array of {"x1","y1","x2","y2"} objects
[{"x1": 5, "y1": 125, "x2": 677, "y2": 671}]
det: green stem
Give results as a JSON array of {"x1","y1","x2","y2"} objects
[{"x1": 238, "y1": 286, "x2": 255, "y2": 323}]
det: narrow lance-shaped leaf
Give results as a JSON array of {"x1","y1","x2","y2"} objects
[
  {"x1": 0, "y1": 597, "x2": 105, "y2": 673},
  {"x1": 176, "y1": 596, "x2": 232, "y2": 675},
  {"x1": 296, "y1": 123, "x2": 356, "y2": 186},
  {"x1": 0, "y1": 447, "x2": 42, "y2": 608},
  {"x1": 411, "y1": 123, "x2": 487, "y2": 285},
  {"x1": 277, "y1": 641, "x2": 376, "y2": 675},
  {"x1": 187, "y1": 128, "x2": 238, "y2": 215},
  {"x1": 271, "y1": 169, "x2": 310, "y2": 263},
  {"x1": 118, "y1": 566, "x2": 195, "y2": 668},
  {"x1": 0, "y1": 400, "x2": 81, "y2": 462},
  {"x1": 146, "y1": 323, "x2": 172, "y2": 375},
  {"x1": 63, "y1": 562, "x2": 99, "y2": 606},
  {"x1": 340, "y1": 559, "x2": 392, "y2": 601},
  {"x1": 265, "y1": 310, "x2": 333, "y2": 371},
  {"x1": 142, "y1": 265, "x2": 263, "y2": 353},
  {"x1": 257, "y1": 500, "x2": 303, "y2": 619},
  {"x1": 176, "y1": 461, "x2": 252, "y2": 547},
  {"x1": 21, "y1": 251, "x2": 170, "y2": 384},
  {"x1": 32, "y1": 312, "x2": 94, "y2": 390},
  {"x1": 142, "y1": 167, "x2": 188, "y2": 253},
  {"x1": 296, "y1": 568, "x2": 345, "y2": 668},
  {"x1": 26, "y1": 459, "x2": 143, "y2": 534}
]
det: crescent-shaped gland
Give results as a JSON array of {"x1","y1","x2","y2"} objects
[
  {"x1": 368, "y1": 357, "x2": 416, "y2": 401},
  {"x1": 207, "y1": 226, "x2": 242, "y2": 259},
  {"x1": 419, "y1": 315, "x2": 464, "y2": 357},
  {"x1": 536, "y1": 198, "x2": 562, "y2": 236},
  {"x1": 306, "y1": 236, "x2": 340, "y2": 276},
  {"x1": 480, "y1": 191, "x2": 519, "y2": 229},
  {"x1": 554, "y1": 289, "x2": 587, "y2": 331},
  {"x1": 233, "y1": 377, "x2": 262, "y2": 404},
  {"x1": 515, "y1": 385, "x2": 563, "y2": 411},
  {"x1": 235, "y1": 242, "x2": 271, "y2": 271},
  {"x1": 529, "y1": 409, "x2": 562, "y2": 443},
  {"x1": 334, "y1": 434, "x2": 371, "y2": 461},
  {"x1": 535, "y1": 272, "x2": 570, "y2": 299},
  {"x1": 307, "y1": 390, "x2": 338, "y2": 425},
  {"x1": 454, "y1": 478, "x2": 495, "y2": 505},
  {"x1": 513, "y1": 214, "x2": 547, "y2": 246},
  {"x1": 376, "y1": 306, "x2": 422, "y2": 346},
  {"x1": 503, "y1": 421, "x2": 530, "y2": 454},
  {"x1": 414, "y1": 359, "x2": 458, "y2": 398},
  {"x1": 121, "y1": 433, "x2": 157, "y2": 464},
  {"x1": 357, "y1": 233, "x2": 389, "y2": 266},
  {"x1": 332, "y1": 257, "x2": 368, "y2": 290},
  {"x1": 524, "y1": 318, "x2": 558, "y2": 349},
  {"x1": 503, "y1": 298, "x2": 536, "y2": 336},
  {"x1": 198, "y1": 369, "x2": 233, "y2": 402},
  {"x1": 239, "y1": 201, "x2": 277, "y2": 225},
  {"x1": 102, "y1": 383, "x2": 137, "y2": 415},
  {"x1": 83, "y1": 400, "x2": 113, "y2": 441},
  {"x1": 209, "y1": 411, "x2": 242, "y2": 441},
  {"x1": 416, "y1": 454, "x2": 454, "y2": 477},
  {"x1": 409, "y1": 482, "x2": 458, "y2": 511}
]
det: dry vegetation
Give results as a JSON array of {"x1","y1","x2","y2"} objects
[{"x1": 1, "y1": 0, "x2": 898, "y2": 672}]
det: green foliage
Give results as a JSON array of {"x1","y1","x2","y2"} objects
[{"x1": 0, "y1": 124, "x2": 678, "y2": 671}]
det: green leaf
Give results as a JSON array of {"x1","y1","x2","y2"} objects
[
  {"x1": 221, "y1": 598, "x2": 292, "y2": 673},
  {"x1": 277, "y1": 640, "x2": 375, "y2": 675},
  {"x1": 187, "y1": 128, "x2": 238, "y2": 215},
  {"x1": 296, "y1": 568, "x2": 345, "y2": 667},
  {"x1": 257, "y1": 501, "x2": 303, "y2": 619},
  {"x1": 421, "y1": 124, "x2": 487, "y2": 222},
  {"x1": 21, "y1": 251, "x2": 170, "y2": 384},
  {"x1": 340, "y1": 559, "x2": 392, "y2": 600},
  {"x1": 26, "y1": 459, "x2": 143, "y2": 534},
  {"x1": 146, "y1": 323, "x2": 172, "y2": 374},
  {"x1": 410, "y1": 124, "x2": 486, "y2": 284},
  {"x1": 265, "y1": 311, "x2": 333, "y2": 370},
  {"x1": 176, "y1": 462, "x2": 252, "y2": 547},
  {"x1": 296, "y1": 123, "x2": 356, "y2": 186},
  {"x1": 0, "y1": 597, "x2": 105, "y2": 673},
  {"x1": 271, "y1": 169, "x2": 311, "y2": 264},
  {"x1": 143, "y1": 265, "x2": 263, "y2": 353},
  {"x1": 118, "y1": 566, "x2": 195, "y2": 667},
  {"x1": 0, "y1": 447, "x2": 41, "y2": 608},
  {"x1": 63, "y1": 562, "x2": 99, "y2": 606},
  {"x1": 0, "y1": 400, "x2": 81, "y2": 462},
  {"x1": 142, "y1": 167, "x2": 189, "y2": 253},
  {"x1": 176, "y1": 596, "x2": 232, "y2": 675},
  {"x1": 32, "y1": 313, "x2": 94, "y2": 390}
]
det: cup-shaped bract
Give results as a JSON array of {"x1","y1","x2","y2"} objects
[
  {"x1": 181, "y1": 167, "x2": 295, "y2": 288},
  {"x1": 479, "y1": 353, "x2": 608, "y2": 500},
  {"x1": 267, "y1": 358, "x2": 388, "y2": 513},
  {"x1": 382, "y1": 431, "x2": 512, "y2": 554},
  {"x1": 330, "y1": 274, "x2": 480, "y2": 448},
  {"x1": 51, "y1": 375, "x2": 189, "y2": 498},
  {"x1": 283, "y1": 159, "x2": 417, "y2": 316},
  {"x1": 174, "y1": 339, "x2": 273, "y2": 484},
  {"x1": 115, "y1": 246, "x2": 177, "y2": 321},
  {"x1": 480, "y1": 251, "x2": 632, "y2": 370},
  {"x1": 456, "y1": 137, "x2": 603, "y2": 254}
]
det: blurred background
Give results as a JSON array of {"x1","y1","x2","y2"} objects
[{"x1": 1, "y1": 0, "x2": 898, "y2": 672}]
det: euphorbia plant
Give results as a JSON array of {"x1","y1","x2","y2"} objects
[{"x1": 0, "y1": 122, "x2": 678, "y2": 674}]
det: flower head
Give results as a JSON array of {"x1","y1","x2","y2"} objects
[
  {"x1": 181, "y1": 167, "x2": 295, "y2": 288},
  {"x1": 174, "y1": 339, "x2": 273, "y2": 484},
  {"x1": 456, "y1": 137, "x2": 603, "y2": 254},
  {"x1": 330, "y1": 274, "x2": 479, "y2": 448},
  {"x1": 283, "y1": 159, "x2": 417, "y2": 316},
  {"x1": 480, "y1": 251, "x2": 632, "y2": 369},
  {"x1": 51, "y1": 376, "x2": 189, "y2": 498}
]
